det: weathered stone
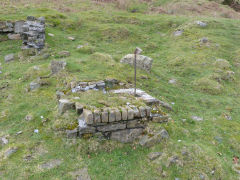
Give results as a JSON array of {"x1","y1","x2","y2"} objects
[
  {"x1": 139, "y1": 106, "x2": 146, "y2": 117},
  {"x1": 29, "y1": 81, "x2": 41, "y2": 91},
  {"x1": 114, "y1": 108, "x2": 121, "y2": 121},
  {"x1": 4, "y1": 147, "x2": 18, "y2": 158},
  {"x1": 56, "y1": 91, "x2": 65, "y2": 100},
  {"x1": 25, "y1": 114, "x2": 33, "y2": 121},
  {"x1": 97, "y1": 123, "x2": 126, "y2": 132},
  {"x1": 14, "y1": 21, "x2": 25, "y2": 34},
  {"x1": 93, "y1": 110, "x2": 101, "y2": 123},
  {"x1": 50, "y1": 60, "x2": 67, "y2": 74},
  {"x1": 131, "y1": 106, "x2": 141, "y2": 118},
  {"x1": 39, "y1": 159, "x2": 62, "y2": 170},
  {"x1": 195, "y1": 21, "x2": 207, "y2": 27},
  {"x1": 159, "y1": 101, "x2": 172, "y2": 111},
  {"x1": 200, "y1": 37, "x2": 208, "y2": 43},
  {"x1": 58, "y1": 99, "x2": 75, "y2": 114},
  {"x1": 101, "y1": 109, "x2": 109, "y2": 123},
  {"x1": 191, "y1": 116, "x2": 203, "y2": 121},
  {"x1": 121, "y1": 108, "x2": 128, "y2": 120},
  {"x1": 4, "y1": 54, "x2": 15, "y2": 63},
  {"x1": 75, "y1": 102, "x2": 83, "y2": 115},
  {"x1": 68, "y1": 36, "x2": 75, "y2": 41},
  {"x1": 174, "y1": 30, "x2": 183, "y2": 36},
  {"x1": 146, "y1": 106, "x2": 151, "y2": 117},
  {"x1": 148, "y1": 152, "x2": 162, "y2": 161},
  {"x1": 109, "y1": 109, "x2": 116, "y2": 122},
  {"x1": 78, "y1": 118, "x2": 96, "y2": 135},
  {"x1": 66, "y1": 128, "x2": 78, "y2": 138},
  {"x1": 0, "y1": 21, "x2": 14, "y2": 32},
  {"x1": 127, "y1": 120, "x2": 145, "y2": 129},
  {"x1": 58, "y1": 51, "x2": 70, "y2": 58},
  {"x1": 139, "y1": 129, "x2": 169, "y2": 147},
  {"x1": 0, "y1": 137, "x2": 8, "y2": 146},
  {"x1": 127, "y1": 107, "x2": 134, "y2": 120},
  {"x1": 110, "y1": 128, "x2": 143, "y2": 143},
  {"x1": 120, "y1": 54, "x2": 153, "y2": 72},
  {"x1": 169, "y1": 78, "x2": 177, "y2": 84},
  {"x1": 7, "y1": 33, "x2": 21, "y2": 40},
  {"x1": 83, "y1": 109, "x2": 94, "y2": 125}
]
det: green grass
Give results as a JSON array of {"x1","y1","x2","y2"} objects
[{"x1": 0, "y1": 0, "x2": 240, "y2": 179}]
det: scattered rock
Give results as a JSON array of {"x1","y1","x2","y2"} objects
[
  {"x1": 0, "y1": 137, "x2": 8, "y2": 146},
  {"x1": 148, "y1": 152, "x2": 162, "y2": 161},
  {"x1": 29, "y1": 81, "x2": 41, "y2": 91},
  {"x1": 4, "y1": 54, "x2": 15, "y2": 63},
  {"x1": 120, "y1": 54, "x2": 153, "y2": 72},
  {"x1": 16, "y1": 131, "x2": 23, "y2": 135},
  {"x1": 174, "y1": 30, "x2": 183, "y2": 36},
  {"x1": 168, "y1": 78, "x2": 177, "y2": 84},
  {"x1": 70, "y1": 168, "x2": 91, "y2": 180},
  {"x1": 48, "y1": 33, "x2": 54, "y2": 37},
  {"x1": 77, "y1": 45, "x2": 84, "y2": 49},
  {"x1": 68, "y1": 36, "x2": 75, "y2": 41},
  {"x1": 4, "y1": 147, "x2": 18, "y2": 158},
  {"x1": 200, "y1": 37, "x2": 208, "y2": 43},
  {"x1": 39, "y1": 159, "x2": 62, "y2": 170},
  {"x1": 34, "y1": 129, "x2": 39, "y2": 133},
  {"x1": 139, "y1": 129, "x2": 169, "y2": 147},
  {"x1": 66, "y1": 128, "x2": 78, "y2": 138},
  {"x1": 58, "y1": 99, "x2": 75, "y2": 114},
  {"x1": 25, "y1": 114, "x2": 33, "y2": 121},
  {"x1": 7, "y1": 33, "x2": 21, "y2": 40},
  {"x1": 191, "y1": 116, "x2": 203, "y2": 121},
  {"x1": 110, "y1": 128, "x2": 143, "y2": 143},
  {"x1": 195, "y1": 21, "x2": 207, "y2": 27},
  {"x1": 166, "y1": 155, "x2": 183, "y2": 167},
  {"x1": 58, "y1": 50, "x2": 70, "y2": 58},
  {"x1": 50, "y1": 60, "x2": 67, "y2": 74}
]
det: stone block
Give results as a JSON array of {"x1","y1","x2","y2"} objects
[
  {"x1": 79, "y1": 126, "x2": 96, "y2": 135},
  {"x1": 146, "y1": 106, "x2": 151, "y2": 117},
  {"x1": 127, "y1": 107, "x2": 134, "y2": 120},
  {"x1": 110, "y1": 128, "x2": 143, "y2": 143},
  {"x1": 93, "y1": 110, "x2": 101, "y2": 124},
  {"x1": 8, "y1": 33, "x2": 21, "y2": 40},
  {"x1": 121, "y1": 108, "x2": 128, "y2": 120},
  {"x1": 127, "y1": 120, "x2": 145, "y2": 129},
  {"x1": 131, "y1": 106, "x2": 141, "y2": 118},
  {"x1": 14, "y1": 21, "x2": 25, "y2": 34},
  {"x1": 97, "y1": 123, "x2": 126, "y2": 132},
  {"x1": 101, "y1": 109, "x2": 109, "y2": 123},
  {"x1": 139, "y1": 106, "x2": 146, "y2": 117},
  {"x1": 83, "y1": 109, "x2": 93, "y2": 125},
  {"x1": 152, "y1": 116, "x2": 169, "y2": 123},
  {"x1": 58, "y1": 99, "x2": 75, "y2": 114},
  {"x1": 75, "y1": 102, "x2": 83, "y2": 115},
  {"x1": 109, "y1": 109, "x2": 116, "y2": 122},
  {"x1": 114, "y1": 108, "x2": 121, "y2": 121}
]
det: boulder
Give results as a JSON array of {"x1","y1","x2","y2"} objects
[
  {"x1": 58, "y1": 99, "x2": 75, "y2": 114},
  {"x1": 139, "y1": 129, "x2": 169, "y2": 147},
  {"x1": 4, "y1": 54, "x2": 15, "y2": 63},
  {"x1": 110, "y1": 128, "x2": 143, "y2": 143},
  {"x1": 50, "y1": 60, "x2": 67, "y2": 74},
  {"x1": 120, "y1": 54, "x2": 153, "y2": 72}
]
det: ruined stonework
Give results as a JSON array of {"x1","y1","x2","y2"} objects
[{"x1": 21, "y1": 16, "x2": 45, "y2": 50}]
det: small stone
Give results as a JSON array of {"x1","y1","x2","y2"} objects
[
  {"x1": 16, "y1": 131, "x2": 23, "y2": 135},
  {"x1": 34, "y1": 129, "x2": 39, "y2": 133},
  {"x1": 191, "y1": 116, "x2": 203, "y2": 121},
  {"x1": 199, "y1": 174, "x2": 205, "y2": 180},
  {"x1": 58, "y1": 99, "x2": 75, "y2": 114},
  {"x1": 200, "y1": 37, "x2": 208, "y2": 43},
  {"x1": 29, "y1": 81, "x2": 41, "y2": 91},
  {"x1": 66, "y1": 128, "x2": 78, "y2": 138},
  {"x1": 4, "y1": 54, "x2": 15, "y2": 63},
  {"x1": 131, "y1": 106, "x2": 141, "y2": 118},
  {"x1": 146, "y1": 106, "x2": 151, "y2": 117},
  {"x1": 174, "y1": 30, "x2": 183, "y2": 36},
  {"x1": 68, "y1": 36, "x2": 75, "y2": 41},
  {"x1": 58, "y1": 51, "x2": 70, "y2": 58},
  {"x1": 48, "y1": 33, "x2": 54, "y2": 37},
  {"x1": 0, "y1": 137, "x2": 8, "y2": 145},
  {"x1": 77, "y1": 45, "x2": 84, "y2": 49},
  {"x1": 195, "y1": 21, "x2": 207, "y2": 27},
  {"x1": 50, "y1": 60, "x2": 67, "y2": 74},
  {"x1": 39, "y1": 159, "x2": 62, "y2": 170},
  {"x1": 25, "y1": 114, "x2": 33, "y2": 121},
  {"x1": 148, "y1": 152, "x2": 162, "y2": 161},
  {"x1": 152, "y1": 115, "x2": 169, "y2": 123},
  {"x1": 4, "y1": 147, "x2": 18, "y2": 158},
  {"x1": 169, "y1": 79, "x2": 177, "y2": 84},
  {"x1": 83, "y1": 109, "x2": 94, "y2": 125}
]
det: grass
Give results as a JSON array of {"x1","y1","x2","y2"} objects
[{"x1": 0, "y1": 0, "x2": 240, "y2": 179}]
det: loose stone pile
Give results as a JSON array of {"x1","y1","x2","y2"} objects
[{"x1": 21, "y1": 16, "x2": 45, "y2": 50}]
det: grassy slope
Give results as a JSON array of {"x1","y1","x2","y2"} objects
[{"x1": 0, "y1": 0, "x2": 240, "y2": 179}]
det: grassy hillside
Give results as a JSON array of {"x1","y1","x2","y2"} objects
[{"x1": 0, "y1": 0, "x2": 240, "y2": 179}]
